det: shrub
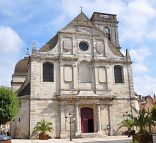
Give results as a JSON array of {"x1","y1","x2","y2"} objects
[{"x1": 0, "y1": 86, "x2": 19, "y2": 124}]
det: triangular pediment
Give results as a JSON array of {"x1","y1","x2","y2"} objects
[
  {"x1": 65, "y1": 12, "x2": 95, "y2": 28},
  {"x1": 38, "y1": 12, "x2": 123, "y2": 57},
  {"x1": 61, "y1": 12, "x2": 109, "y2": 38}
]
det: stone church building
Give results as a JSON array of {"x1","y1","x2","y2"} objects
[{"x1": 11, "y1": 11, "x2": 138, "y2": 139}]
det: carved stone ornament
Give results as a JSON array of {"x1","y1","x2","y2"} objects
[
  {"x1": 63, "y1": 39, "x2": 72, "y2": 51},
  {"x1": 95, "y1": 42, "x2": 104, "y2": 54}
]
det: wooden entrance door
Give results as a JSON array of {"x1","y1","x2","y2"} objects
[{"x1": 81, "y1": 107, "x2": 94, "y2": 133}]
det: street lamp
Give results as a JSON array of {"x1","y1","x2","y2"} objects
[
  {"x1": 123, "y1": 111, "x2": 131, "y2": 120},
  {"x1": 65, "y1": 113, "x2": 75, "y2": 141},
  {"x1": 123, "y1": 111, "x2": 132, "y2": 137}
]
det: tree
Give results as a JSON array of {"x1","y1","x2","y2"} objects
[{"x1": 0, "y1": 86, "x2": 19, "y2": 125}]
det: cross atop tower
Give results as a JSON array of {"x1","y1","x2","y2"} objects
[{"x1": 80, "y1": 6, "x2": 83, "y2": 12}]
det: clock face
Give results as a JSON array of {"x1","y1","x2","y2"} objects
[{"x1": 79, "y1": 42, "x2": 89, "y2": 51}]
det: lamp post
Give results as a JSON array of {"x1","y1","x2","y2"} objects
[
  {"x1": 123, "y1": 111, "x2": 131, "y2": 120},
  {"x1": 65, "y1": 113, "x2": 75, "y2": 141}
]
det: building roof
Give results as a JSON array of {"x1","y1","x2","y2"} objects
[
  {"x1": 65, "y1": 11, "x2": 95, "y2": 28},
  {"x1": 13, "y1": 57, "x2": 29, "y2": 76},
  {"x1": 18, "y1": 83, "x2": 30, "y2": 96},
  {"x1": 39, "y1": 34, "x2": 58, "y2": 52},
  {"x1": 38, "y1": 11, "x2": 122, "y2": 56}
]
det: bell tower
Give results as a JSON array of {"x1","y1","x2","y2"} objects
[{"x1": 91, "y1": 12, "x2": 120, "y2": 48}]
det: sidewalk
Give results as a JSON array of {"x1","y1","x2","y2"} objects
[{"x1": 11, "y1": 136, "x2": 132, "y2": 143}]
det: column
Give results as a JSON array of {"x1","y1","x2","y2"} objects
[
  {"x1": 97, "y1": 104, "x2": 102, "y2": 133},
  {"x1": 75, "y1": 103, "x2": 81, "y2": 135},
  {"x1": 60, "y1": 101, "x2": 68, "y2": 138}
]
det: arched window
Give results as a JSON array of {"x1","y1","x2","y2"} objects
[
  {"x1": 43, "y1": 62, "x2": 54, "y2": 82},
  {"x1": 114, "y1": 65, "x2": 124, "y2": 83},
  {"x1": 79, "y1": 61, "x2": 92, "y2": 83},
  {"x1": 104, "y1": 26, "x2": 111, "y2": 40}
]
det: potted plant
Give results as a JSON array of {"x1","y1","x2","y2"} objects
[
  {"x1": 33, "y1": 119, "x2": 53, "y2": 140},
  {"x1": 132, "y1": 109, "x2": 155, "y2": 143}
]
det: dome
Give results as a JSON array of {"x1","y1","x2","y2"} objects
[{"x1": 14, "y1": 57, "x2": 29, "y2": 75}]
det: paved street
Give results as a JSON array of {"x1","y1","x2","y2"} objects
[
  {"x1": 11, "y1": 136, "x2": 132, "y2": 143},
  {"x1": 10, "y1": 135, "x2": 156, "y2": 143}
]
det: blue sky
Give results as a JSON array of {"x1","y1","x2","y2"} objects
[{"x1": 0, "y1": 0, "x2": 156, "y2": 96}]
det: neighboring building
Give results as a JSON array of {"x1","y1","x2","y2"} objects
[
  {"x1": 139, "y1": 95, "x2": 154, "y2": 111},
  {"x1": 138, "y1": 95, "x2": 156, "y2": 133},
  {"x1": 11, "y1": 11, "x2": 138, "y2": 139}
]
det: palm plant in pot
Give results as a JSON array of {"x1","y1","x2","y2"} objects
[
  {"x1": 33, "y1": 119, "x2": 53, "y2": 140},
  {"x1": 118, "y1": 118, "x2": 135, "y2": 137},
  {"x1": 132, "y1": 109, "x2": 155, "y2": 143}
]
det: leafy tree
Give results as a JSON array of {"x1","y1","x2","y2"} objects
[{"x1": 0, "y1": 86, "x2": 19, "y2": 125}]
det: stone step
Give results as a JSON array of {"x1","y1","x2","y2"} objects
[
  {"x1": 152, "y1": 135, "x2": 156, "y2": 143},
  {"x1": 76, "y1": 132, "x2": 106, "y2": 138}
]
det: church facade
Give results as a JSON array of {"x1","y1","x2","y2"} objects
[{"x1": 11, "y1": 11, "x2": 138, "y2": 139}]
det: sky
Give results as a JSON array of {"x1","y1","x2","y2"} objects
[{"x1": 0, "y1": 0, "x2": 156, "y2": 96}]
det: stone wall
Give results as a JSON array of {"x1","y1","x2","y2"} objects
[{"x1": 11, "y1": 96, "x2": 29, "y2": 139}]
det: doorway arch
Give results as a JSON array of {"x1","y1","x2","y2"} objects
[{"x1": 81, "y1": 107, "x2": 94, "y2": 133}]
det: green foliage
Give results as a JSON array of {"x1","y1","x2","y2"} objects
[
  {"x1": 151, "y1": 105, "x2": 156, "y2": 121},
  {"x1": 33, "y1": 119, "x2": 53, "y2": 134},
  {"x1": 118, "y1": 109, "x2": 155, "y2": 135},
  {"x1": 118, "y1": 119, "x2": 134, "y2": 131},
  {"x1": 130, "y1": 141, "x2": 139, "y2": 143},
  {"x1": 133, "y1": 109, "x2": 155, "y2": 134},
  {"x1": 0, "y1": 86, "x2": 19, "y2": 124}
]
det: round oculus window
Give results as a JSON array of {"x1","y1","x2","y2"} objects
[{"x1": 79, "y1": 42, "x2": 89, "y2": 51}]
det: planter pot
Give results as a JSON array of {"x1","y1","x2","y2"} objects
[
  {"x1": 125, "y1": 130, "x2": 135, "y2": 137},
  {"x1": 133, "y1": 134, "x2": 153, "y2": 143},
  {"x1": 39, "y1": 133, "x2": 49, "y2": 140}
]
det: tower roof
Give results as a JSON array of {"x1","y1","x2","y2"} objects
[{"x1": 14, "y1": 57, "x2": 29, "y2": 76}]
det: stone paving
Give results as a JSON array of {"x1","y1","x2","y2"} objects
[
  {"x1": 10, "y1": 135, "x2": 156, "y2": 143},
  {"x1": 11, "y1": 136, "x2": 132, "y2": 143}
]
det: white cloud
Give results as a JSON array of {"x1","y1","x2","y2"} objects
[
  {"x1": 130, "y1": 47, "x2": 156, "y2": 95},
  {"x1": 147, "y1": 30, "x2": 156, "y2": 40},
  {"x1": 59, "y1": 0, "x2": 156, "y2": 43},
  {"x1": 130, "y1": 48, "x2": 151, "y2": 63},
  {"x1": 133, "y1": 63, "x2": 149, "y2": 73},
  {"x1": 0, "y1": 27, "x2": 23, "y2": 54},
  {"x1": 61, "y1": 0, "x2": 125, "y2": 18},
  {"x1": 0, "y1": 26, "x2": 24, "y2": 86},
  {"x1": 119, "y1": 0, "x2": 156, "y2": 42},
  {"x1": 134, "y1": 75, "x2": 156, "y2": 96}
]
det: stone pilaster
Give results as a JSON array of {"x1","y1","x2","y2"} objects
[
  {"x1": 60, "y1": 101, "x2": 68, "y2": 138},
  {"x1": 97, "y1": 104, "x2": 102, "y2": 133},
  {"x1": 75, "y1": 103, "x2": 81, "y2": 135}
]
